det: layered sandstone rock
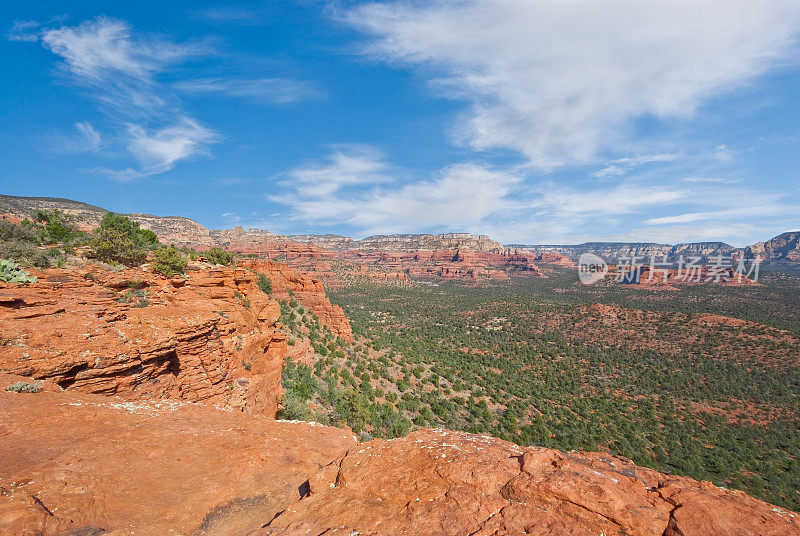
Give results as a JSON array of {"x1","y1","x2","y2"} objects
[
  {"x1": 1, "y1": 389, "x2": 796, "y2": 536},
  {"x1": 745, "y1": 231, "x2": 800, "y2": 264},
  {"x1": 0, "y1": 377, "x2": 357, "y2": 536},
  {"x1": 257, "y1": 429, "x2": 799, "y2": 536},
  {"x1": 0, "y1": 265, "x2": 287, "y2": 415},
  {"x1": 241, "y1": 259, "x2": 352, "y2": 341}
]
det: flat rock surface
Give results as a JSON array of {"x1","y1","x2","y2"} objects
[
  {"x1": 0, "y1": 374, "x2": 357, "y2": 536},
  {"x1": 2, "y1": 378, "x2": 798, "y2": 535}
]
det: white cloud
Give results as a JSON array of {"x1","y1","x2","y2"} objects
[
  {"x1": 126, "y1": 117, "x2": 217, "y2": 174},
  {"x1": 593, "y1": 153, "x2": 682, "y2": 179},
  {"x1": 37, "y1": 17, "x2": 207, "y2": 115},
  {"x1": 18, "y1": 16, "x2": 217, "y2": 179},
  {"x1": 7, "y1": 20, "x2": 40, "y2": 42},
  {"x1": 196, "y1": 6, "x2": 270, "y2": 25},
  {"x1": 532, "y1": 181, "x2": 686, "y2": 216},
  {"x1": 283, "y1": 146, "x2": 394, "y2": 198},
  {"x1": 174, "y1": 77, "x2": 321, "y2": 103},
  {"x1": 274, "y1": 148, "x2": 520, "y2": 235},
  {"x1": 344, "y1": 0, "x2": 800, "y2": 167},
  {"x1": 53, "y1": 121, "x2": 103, "y2": 153}
]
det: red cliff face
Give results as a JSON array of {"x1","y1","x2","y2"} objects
[
  {"x1": 1, "y1": 392, "x2": 796, "y2": 536},
  {"x1": 338, "y1": 248, "x2": 542, "y2": 281},
  {"x1": 0, "y1": 265, "x2": 288, "y2": 415},
  {"x1": 241, "y1": 259, "x2": 353, "y2": 342}
]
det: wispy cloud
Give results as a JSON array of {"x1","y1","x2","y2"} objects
[
  {"x1": 14, "y1": 16, "x2": 217, "y2": 179},
  {"x1": 343, "y1": 1, "x2": 800, "y2": 168},
  {"x1": 52, "y1": 121, "x2": 103, "y2": 153},
  {"x1": 273, "y1": 147, "x2": 520, "y2": 236},
  {"x1": 173, "y1": 77, "x2": 322, "y2": 104},
  {"x1": 196, "y1": 6, "x2": 271, "y2": 26},
  {"x1": 593, "y1": 153, "x2": 683, "y2": 179},
  {"x1": 7, "y1": 20, "x2": 41, "y2": 42}
]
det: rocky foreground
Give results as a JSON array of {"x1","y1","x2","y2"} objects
[{"x1": 1, "y1": 376, "x2": 798, "y2": 536}]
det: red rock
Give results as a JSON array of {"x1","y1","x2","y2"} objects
[
  {"x1": 0, "y1": 375, "x2": 357, "y2": 536},
  {"x1": 240, "y1": 259, "x2": 353, "y2": 342},
  {"x1": 1, "y1": 382, "x2": 796, "y2": 535},
  {"x1": 255, "y1": 429, "x2": 799, "y2": 536},
  {"x1": 0, "y1": 265, "x2": 288, "y2": 415}
]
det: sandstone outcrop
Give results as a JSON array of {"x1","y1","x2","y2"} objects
[
  {"x1": 257, "y1": 428, "x2": 800, "y2": 536},
  {"x1": 0, "y1": 265, "x2": 288, "y2": 415},
  {"x1": 745, "y1": 231, "x2": 800, "y2": 265},
  {"x1": 241, "y1": 259, "x2": 352, "y2": 341},
  {"x1": 1, "y1": 387, "x2": 797, "y2": 536},
  {"x1": 0, "y1": 376, "x2": 357, "y2": 536}
]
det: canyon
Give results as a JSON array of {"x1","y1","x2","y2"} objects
[{"x1": 0, "y1": 234, "x2": 797, "y2": 533}]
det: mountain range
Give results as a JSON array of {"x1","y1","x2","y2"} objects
[{"x1": 1, "y1": 194, "x2": 798, "y2": 266}]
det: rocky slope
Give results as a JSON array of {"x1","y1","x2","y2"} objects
[
  {"x1": 0, "y1": 261, "x2": 351, "y2": 414},
  {"x1": 1, "y1": 379, "x2": 798, "y2": 536},
  {"x1": 517, "y1": 241, "x2": 737, "y2": 260},
  {"x1": 240, "y1": 259, "x2": 352, "y2": 341},
  {"x1": 745, "y1": 231, "x2": 800, "y2": 265}
]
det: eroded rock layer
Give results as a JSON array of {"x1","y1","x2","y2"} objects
[
  {"x1": 1, "y1": 382, "x2": 797, "y2": 536},
  {"x1": 0, "y1": 266, "x2": 288, "y2": 414}
]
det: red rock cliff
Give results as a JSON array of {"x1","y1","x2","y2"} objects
[
  {"x1": 241, "y1": 259, "x2": 353, "y2": 342},
  {"x1": 0, "y1": 265, "x2": 287, "y2": 415}
]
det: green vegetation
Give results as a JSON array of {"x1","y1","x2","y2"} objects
[
  {"x1": 118, "y1": 288, "x2": 149, "y2": 307},
  {"x1": 257, "y1": 273, "x2": 272, "y2": 294},
  {"x1": 5, "y1": 381, "x2": 42, "y2": 393},
  {"x1": 0, "y1": 259, "x2": 37, "y2": 283},
  {"x1": 201, "y1": 247, "x2": 236, "y2": 266},
  {"x1": 152, "y1": 245, "x2": 187, "y2": 277},
  {"x1": 90, "y1": 213, "x2": 158, "y2": 267},
  {"x1": 320, "y1": 270, "x2": 800, "y2": 510},
  {"x1": 31, "y1": 209, "x2": 84, "y2": 244},
  {"x1": 0, "y1": 210, "x2": 86, "y2": 268},
  {"x1": 275, "y1": 297, "x2": 412, "y2": 439}
]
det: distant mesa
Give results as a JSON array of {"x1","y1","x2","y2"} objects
[{"x1": 2, "y1": 195, "x2": 798, "y2": 280}]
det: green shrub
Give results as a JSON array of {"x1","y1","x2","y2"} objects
[
  {"x1": 0, "y1": 241, "x2": 50, "y2": 268},
  {"x1": 0, "y1": 219, "x2": 38, "y2": 243},
  {"x1": 152, "y1": 245, "x2": 187, "y2": 277},
  {"x1": 91, "y1": 228, "x2": 148, "y2": 266},
  {"x1": 89, "y1": 214, "x2": 157, "y2": 267},
  {"x1": 0, "y1": 259, "x2": 37, "y2": 283},
  {"x1": 201, "y1": 247, "x2": 235, "y2": 266},
  {"x1": 33, "y1": 210, "x2": 81, "y2": 244},
  {"x1": 5, "y1": 381, "x2": 42, "y2": 393},
  {"x1": 258, "y1": 273, "x2": 272, "y2": 294}
]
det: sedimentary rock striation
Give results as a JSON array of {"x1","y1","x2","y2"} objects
[
  {"x1": 0, "y1": 266, "x2": 287, "y2": 414},
  {"x1": 0, "y1": 261, "x2": 351, "y2": 414}
]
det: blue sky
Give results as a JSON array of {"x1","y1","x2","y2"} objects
[{"x1": 1, "y1": 1, "x2": 799, "y2": 246}]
